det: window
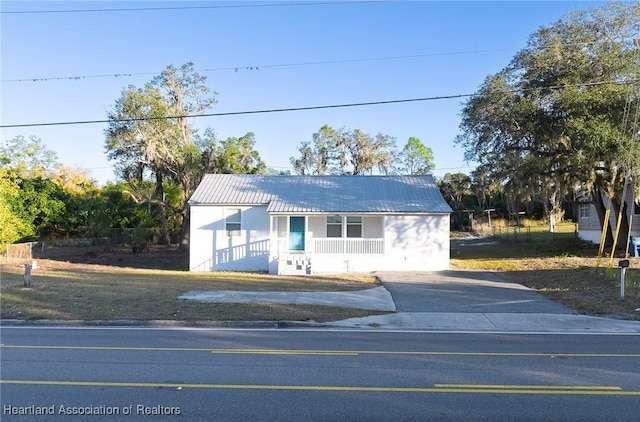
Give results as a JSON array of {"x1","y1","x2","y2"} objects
[
  {"x1": 579, "y1": 204, "x2": 590, "y2": 220},
  {"x1": 327, "y1": 216, "x2": 342, "y2": 237},
  {"x1": 226, "y1": 208, "x2": 241, "y2": 236},
  {"x1": 346, "y1": 216, "x2": 362, "y2": 238}
]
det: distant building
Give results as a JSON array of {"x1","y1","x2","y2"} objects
[{"x1": 577, "y1": 187, "x2": 640, "y2": 245}]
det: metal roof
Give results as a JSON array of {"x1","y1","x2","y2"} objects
[{"x1": 189, "y1": 174, "x2": 453, "y2": 214}]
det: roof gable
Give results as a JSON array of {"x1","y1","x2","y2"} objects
[{"x1": 189, "y1": 175, "x2": 452, "y2": 214}]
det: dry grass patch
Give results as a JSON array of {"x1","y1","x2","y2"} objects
[
  {"x1": 0, "y1": 259, "x2": 381, "y2": 322},
  {"x1": 452, "y1": 232, "x2": 640, "y2": 320}
]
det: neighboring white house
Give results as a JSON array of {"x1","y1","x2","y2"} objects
[
  {"x1": 188, "y1": 174, "x2": 453, "y2": 274},
  {"x1": 577, "y1": 187, "x2": 640, "y2": 244}
]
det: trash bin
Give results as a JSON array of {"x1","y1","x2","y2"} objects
[{"x1": 630, "y1": 237, "x2": 640, "y2": 257}]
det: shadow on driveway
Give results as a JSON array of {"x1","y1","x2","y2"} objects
[{"x1": 375, "y1": 270, "x2": 574, "y2": 314}]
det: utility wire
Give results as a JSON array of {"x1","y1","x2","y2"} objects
[
  {"x1": 0, "y1": 0, "x2": 392, "y2": 14},
  {"x1": 2, "y1": 42, "x2": 598, "y2": 84},
  {"x1": 2, "y1": 50, "x2": 509, "y2": 83},
  {"x1": 3, "y1": 78, "x2": 635, "y2": 129},
  {"x1": 1, "y1": 95, "x2": 470, "y2": 128}
]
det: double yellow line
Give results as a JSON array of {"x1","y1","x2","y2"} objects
[
  {"x1": 1, "y1": 380, "x2": 638, "y2": 395},
  {"x1": 208, "y1": 348, "x2": 640, "y2": 358}
]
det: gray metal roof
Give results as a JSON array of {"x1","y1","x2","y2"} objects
[{"x1": 189, "y1": 174, "x2": 453, "y2": 214}]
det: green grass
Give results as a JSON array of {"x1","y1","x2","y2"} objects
[{"x1": 0, "y1": 262, "x2": 383, "y2": 322}]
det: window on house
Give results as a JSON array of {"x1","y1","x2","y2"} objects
[
  {"x1": 347, "y1": 216, "x2": 362, "y2": 238},
  {"x1": 635, "y1": 202, "x2": 640, "y2": 215},
  {"x1": 327, "y1": 216, "x2": 342, "y2": 237},
  {"x1": 579, "y1": 204, "x2": 590, "y2": 220},
  {"x1": 226, "y1": 208, "x2": 241, "y2": 236}
]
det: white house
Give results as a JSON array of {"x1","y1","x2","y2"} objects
[
  {"x1": 578, "y1": 187, "x2": 640, "y2": 244},
  {"x1": 188, "y1": 174, "x2": 453, "y2": 274}
]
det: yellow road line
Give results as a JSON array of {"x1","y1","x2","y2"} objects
[
  {"x1": 1, "y1": 380, "x2": 639, "y2": 395},
  {"x1": 434, "y1": 384, "x2": 623, "y2": 391},
  {"x1": 0, "y1": 345, "x2": 213, "y2": 352},
  {"x1": 211, "y1": 349, "x2": 358, "y2": 356},
  {"x1": 210, "y1": 349, "x2": 640, "y2": 358},
  {"x1": 3, "y1": 345, "x2": 640, "y2": 358}
]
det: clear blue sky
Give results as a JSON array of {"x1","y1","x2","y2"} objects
[{"x1": 1, "y1": 1, "x2": 606, "y2": 184}]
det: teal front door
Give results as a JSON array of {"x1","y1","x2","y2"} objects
[{"x1": 289, "y1": 217, "x2": 305, "y2": 251}]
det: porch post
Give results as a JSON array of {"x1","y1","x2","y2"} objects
[
  {"x1": 342, "y1": 215, "x2": 347, "y2": 254},
  {"x1": 304, "y1": 215, "x2": 309, "y2": 253},
  {"x1": 269, "y1": 215, "x2": 273, "y2": 257},
  {"x1": 381, "y1": 215, "x2": 385, "y2": 254},
  {"x1": 285, "y1": 216, "x2": 290, "y2": 251}
]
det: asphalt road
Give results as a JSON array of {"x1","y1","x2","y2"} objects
[{"x1": 1, "y1": 327, "x2": 639, "y2": 421}]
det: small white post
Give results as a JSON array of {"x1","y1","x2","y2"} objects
[
  {"x1": 23, "y1": 263, "x2": 32, "y2": 287},
  {"x1": 618, "y1": 259, "x2": 629, "y2": 300}
]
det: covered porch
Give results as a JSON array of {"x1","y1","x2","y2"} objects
[{"x1": 268, "y1": 214, "x2": 385, "y2": 275}]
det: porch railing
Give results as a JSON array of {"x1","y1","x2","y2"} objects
[
  {"x1": 275, "y1": 237, "x2": 384, "y2": 255},
  {"x1": 314, "y1": 238, "x2": 384, "y2": 254}
]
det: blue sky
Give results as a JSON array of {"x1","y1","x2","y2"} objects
[{"x1": 1, "y1": 0, "x2": 607, "y2": 184}]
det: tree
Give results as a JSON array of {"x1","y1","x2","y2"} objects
[
  {"x1": 1, "y1": 135, "x2": 92, "y2": 241},
  {"x1": 0, "y1": 168, "x2": 31, "y2": 245},
  {"x1": 212, "y1": 133, "x2": 266, "y2": 174},
  {"x1": 105, "y1": 63, "x2": 217, "y2": 248},
  {"x1": 339, "y1": 129, "x2": 397, "y2": 175},
  {"x1": 1, "y1": 135, "x2": 60, "y2": 178},
  {"x1": 291, "y1": 125, "x2": 397, "y2": 175},
  {"x1": 290, "y1": 125, "x2": 335, "y2": 175},
  {"x1": 438, "y1": 173, "x2": 476, "y2": 230},
  {"x1": 8, "y1": 177, "x2": 67, "y2": 240},
  {"x1": 455, "y1": 2, "x2": 640, "y2": 240},
  {"x1": 398, "y1": 137, "x2": 435, "y2": 175}
]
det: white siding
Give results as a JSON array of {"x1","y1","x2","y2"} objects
[
  {"x1": 189, "y1": 205, "x2": 270, "y2": 272},
  {"x1": 191, "y1": 208, "x2": 450, "y2": 273},
  {"x1": 384, "y1": 214, "x2": 450, "y2": 271},
  {"x1": 363, "y1": 216, "x2": 383, "y2": 238},
  {"x1": 308, "y1": 216, "x2": 325, "y2": 238},
  {"x1": 310, "y1": 214, "x2": 450, "y2": 273},
  {"x1": 276, "y1": 216, "x2": 287, "y2": 238},
  {"x1": 577, "y1": 229, "x2": 603, "y2": 244},
  {"x1": 578, "y1": 187, "x2": 640, "y2": 244}
]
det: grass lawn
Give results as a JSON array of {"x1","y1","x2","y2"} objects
[
  {"x1": 2, "y1": 224, "x2": 639, "y2": 322},
  {"x1": 451, "y1": 223, "x2": 640, "y2": 320},
  {"x1": 0, "y1": 258, "x2": 382, "y2": 322}
]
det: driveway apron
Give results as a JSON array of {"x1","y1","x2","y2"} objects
[{"x1": 375, "y1": 270, "x2": 573, "y2": 314}]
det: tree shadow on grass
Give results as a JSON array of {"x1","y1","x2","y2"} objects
[{"x1": 37, "y1": 245, "x2": 189, "y2": 271}]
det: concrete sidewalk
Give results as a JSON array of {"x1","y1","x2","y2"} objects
[
  {"x1": 178, "y1": 284, "x2": 640, "y2": 334},
  {"x1": 179, "y1": 287, "x2": 396, "y2": 312},
  {"x1": 326, "y1": 311, "x2": 640, "y2": 333}
]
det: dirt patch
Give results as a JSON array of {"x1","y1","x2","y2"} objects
[{"x1": 11, "y1": 245, "x2": 189, "y2": 272}]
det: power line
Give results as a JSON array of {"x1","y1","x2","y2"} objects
[
  {"x1": 0, "y1": 0, "x2": 392, "y2": 14},
  {"x1": 3, "y1": 79, "x2": 636, "y2": 129},
  {"x1": 0, "y1": 94, "x2": 470, "y2": 128},
  {"x1": 2, "y1": 50, "x2": 511, "y2": 83},
  {"x1": 3, "y1": 40, "x2": 599, "y2": 84}
]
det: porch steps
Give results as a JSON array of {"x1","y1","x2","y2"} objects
[{"x1": 278, "y1": 254, "x2": 312, "y2": 275}]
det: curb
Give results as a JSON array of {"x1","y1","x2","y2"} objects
[{"x1": 0, "y1": 319, "x2": 326, "y2": 329}]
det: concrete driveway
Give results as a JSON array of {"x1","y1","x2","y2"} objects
[
  {"x1": 375, "y1": 270, "x2": 573, "y2": 314},
  {"x1": 330, "y1": 271, "x2": 640, "y2": 333}
]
